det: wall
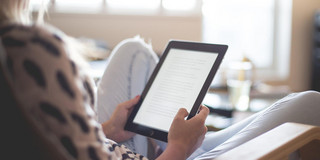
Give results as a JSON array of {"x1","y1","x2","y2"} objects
[
  {"x1": 45, "y1": 13, "x2": 202, "y2": 54},
  {"x1": 289, "y1": 0, "x2": 320, "y2": 91}
]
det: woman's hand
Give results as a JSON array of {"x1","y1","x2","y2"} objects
[
  {"x1": 102, "y1": 95, "x2": 140, "y2": 142},
  {"x1": 157, "y1": 106, "x2": 209, "y2": 160}
]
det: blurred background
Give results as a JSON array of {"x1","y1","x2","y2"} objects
[
  {"x1": 30, "y1": 0, "x2": 320, "y2": 92},
  {"x1": 30, "y1": 0, "x2": 320, "y2": 129},
  {"x1": 31, "y1": 0, "x2": 320, "y2": 99}
]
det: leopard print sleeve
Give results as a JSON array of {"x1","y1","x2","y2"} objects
[{"x1": 0, "y1": 23, "x2": 148, "y2": 160}]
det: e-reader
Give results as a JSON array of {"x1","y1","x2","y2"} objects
[{"x1": 125, "y1": 40, "x2": 228, "y2": 142}]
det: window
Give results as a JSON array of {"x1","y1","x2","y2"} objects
[
  {"x1": 29, "y1": 0, "x2": 50, "y2": 11},
  {"x1": 162, "y1": 0, "x2": 197, "y2": 11},
  {"x1": 106, "y1": 0, "x2": 161, "y2": 14},
  {"x1": 30, "y1": 0, "x2": 200, "y2": 15},
  {"x1": 53, "y1": 0, "x2": 103, "y2": 13},
  {"x1": 203, "y1": 0, "x2": 292, "y2": 82},
  {"x1": 30, "y1": 0, "x2": 292, "y2": 82},
  {"x1": 107, "y1": 0, "x2": 160, "y2": 10},
  {"x1": 203, "y1": 0, "x2": 274, "y2": 68}
]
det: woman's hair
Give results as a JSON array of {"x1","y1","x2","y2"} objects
[
  {"x1": 0, "y1": 0, "x2": 48, "y2": 25},
  {"x1": 0, "y1": 0, "x2": 31, "y2": 24},
  {"x1": 0, "y1": 0, "x2": 105, "y2": 71}
]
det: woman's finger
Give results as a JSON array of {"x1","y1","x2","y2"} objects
[{"x1": 175, "y1": 108, "x2": 189, "y2": 119}]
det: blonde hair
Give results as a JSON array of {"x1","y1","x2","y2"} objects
[
  {"x1": 0, "y1": 0, "x2": 31, "y2": 24},
  {"x1": 0, "y1": 0, "x2": 48, "y2": 25},
  {"x1": 0, "y1": 0, "x2": 107, "y2": 69}
]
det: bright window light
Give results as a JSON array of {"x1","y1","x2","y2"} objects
[
  {"x1": 162, "y1": 0, "x2": 197, "y2": 11},
  {"x1": 202, "y1": 0, "x2": 275, "y2": 69},
  {"x1": 29, "y1": 0, "x2": 50, "y2": 11},
  {"x1": 107, "y1": 0, "x2": 160, "y2": 10},
  {"x1": 55, "y1": 0, "x2": 102, "y2": 6},
  {"x1": 29, "y1": 0, "x2": 44, "y2": 5},
  {"x1": 54, "y1": 0, "x2": 103, "y2": 12}
]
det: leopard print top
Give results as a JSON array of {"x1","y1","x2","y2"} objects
[{"x1": 0, "y1": 23, "x2": 148, "y2": 160}]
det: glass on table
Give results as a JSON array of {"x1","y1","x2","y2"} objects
[{"x1": 227, "y1": 57, "x2": 253, "y2": 111}]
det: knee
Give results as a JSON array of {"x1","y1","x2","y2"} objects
[
  {"x1": 112, "y1": 36, "x2": 156, "y2": 58},
  {"x1": 295, "y1": 90, "x2": 320, "y2": 101},
  {"x1": 288, "y1": 90, "x2": 320, "y2": 110},
  {"x1": 274, "y1": 90, "x2": 320, "y2": 110}
]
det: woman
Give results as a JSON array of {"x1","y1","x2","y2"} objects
[{"x1": 1, "y1": 0, "x2": 320, "y2": 160}]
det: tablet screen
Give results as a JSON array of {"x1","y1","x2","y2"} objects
[{"x1": 133, "y1": 48, "x2": 218, "y2": 132}]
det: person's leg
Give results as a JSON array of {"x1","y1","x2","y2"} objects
[
  {"x1": 96, "y1": 36, "x2": 159, "y2": 156},
  {"x1": 194, "y1": 90, "x2": 320, "y2": 159},
  {"x1": 188, "y1": 112, "x2": 259, "y2": 159}
]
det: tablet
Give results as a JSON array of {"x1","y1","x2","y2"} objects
[{"x1": 125, "y1": 40, "x2": 228, "y2": 142}]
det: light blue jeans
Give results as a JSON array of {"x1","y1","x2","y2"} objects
[{"x1": 96, "y1": 36, "x2": 320, "y2": 159}]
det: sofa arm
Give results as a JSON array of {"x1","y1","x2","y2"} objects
[{"x1": 215, "y1": 122, "x2": 320, "y2": 160}]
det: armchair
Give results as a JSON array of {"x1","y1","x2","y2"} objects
[{"x1": 215, "y1": 122, "x2": 320, "y2": 160}]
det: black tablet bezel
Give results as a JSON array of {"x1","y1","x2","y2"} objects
[{"x1": 124, "y1": 40, "x2": 228, "y2": 142}]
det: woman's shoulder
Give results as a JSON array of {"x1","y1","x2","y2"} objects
[
  {"x1": 0, "y1": 22, "x2": 65, "y2": 55},
  {"x1": 0, "y1": 22, "x2": 64, "y2": 39},
  {"x1": 0, "y1": 22, "x2": 97, "y2": 113}
]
